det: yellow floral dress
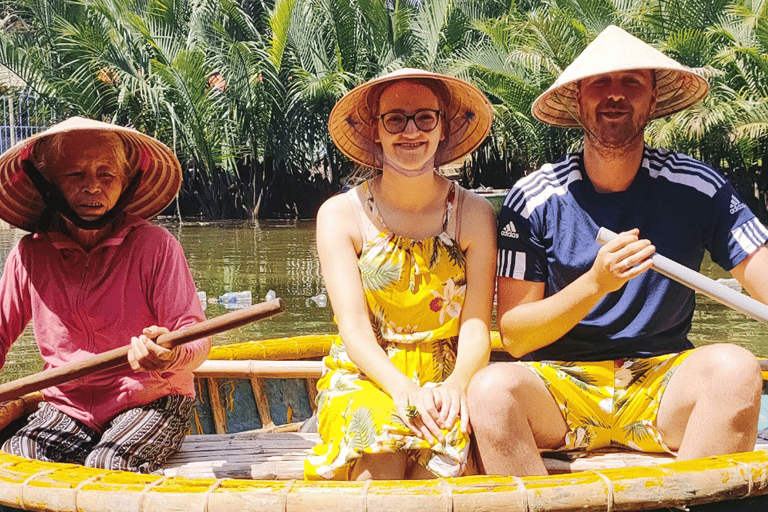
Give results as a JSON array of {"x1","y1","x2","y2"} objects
[{"x1": 305, "y1": 180, "x2": 469, "y2": 480}]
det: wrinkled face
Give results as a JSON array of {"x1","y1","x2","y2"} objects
[
  {"x1": 576, "y1": 70, "x2": 657, "y2": 148},
  {"x1": 47, "y1": 132, "x2": 127, "y2": 221},
  {"x1": 375, "y1": 81, "x2": 445, "y2": 176}
]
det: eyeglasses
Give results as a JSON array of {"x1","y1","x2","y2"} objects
[{"x1": 379, "y1": 109, "x2": 442, "y2": 134}]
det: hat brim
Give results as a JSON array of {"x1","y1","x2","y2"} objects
[
  {"x1": 328, "y1": 68, "x2": 494, "y2": 168},
  {"x1": 531, "y1": 25, "x2": 709, "y2": 128},
  {"x1": 0, "y1": 117, "x2": 181, "y2": 231}
]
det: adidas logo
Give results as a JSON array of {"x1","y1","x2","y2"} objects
[
  {"x1": 730, "y1": 195, "x2": 746, "y2": 215},
  {"x1": 501, "y1": 221, "x2": 519, "y2": 238}
]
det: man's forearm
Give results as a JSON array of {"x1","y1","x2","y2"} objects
[{"x1": 499, "y1": 272, "x2": 606, "y2": 358}]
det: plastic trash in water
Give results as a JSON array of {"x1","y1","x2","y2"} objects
[
  {"x1": 197, "y1": 291, "x2": 207, "y2": 311},
  {"x1": 306, "y1": 288, "x2": 327, "y2": 307},
  {"x1": 209, "y1": 290, "x2": 252, "y2": 309},
  {"x1": 265, "y1": 289, "x2": 277, "y2": 301}
]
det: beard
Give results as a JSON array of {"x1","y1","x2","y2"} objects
[{"x1": 581, "y1": 99, "x2": 651, "y2": 151}]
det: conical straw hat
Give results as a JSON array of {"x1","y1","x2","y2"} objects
[
  {"x1": 0, "y1": 116, "x2": 181, "y2": 231},
  {"x1": 328, "y1": 68, "x2": 494, "y2": 168},
  {"x1": 531, "y1": 25, "x2": 709, "y2": 128}
]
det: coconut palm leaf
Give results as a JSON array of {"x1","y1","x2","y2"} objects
[
  {"x1": 623, "y1": 420, "x2": 653, "y2": 443},
  {"x1": 330, "y1": 377, "x2": 364, "y2": 397},
  {"x1": 581, "y1": 414, "x2": 610, "y2": 430},
  {"x1": 625, "y1": 358, "x2": 652, "y2": 387},
  {"x1": 368, "y1": 305, "x2": 388, "y2": 346},
  {"x1": 555, "y1": 362, "x2": 599, "y2": 390},
  {"x1": 328, "y1": 340, "x2": 346, "y2": 360},
  {"x1": 347, "y1": 406, "x2": 377, "y2": 451},
  {"x1": 432, "y1": 336, "x2": 458, "y2": 380},
  {"x1": 443, "y1": 238, "x2": 467, "y2": 268},
  {"x1": 390, "y1": 405, "x2": 410, "y2": 428},
  {"x1": 360, "y1": 257, "x2": 402, "y2": 291}
]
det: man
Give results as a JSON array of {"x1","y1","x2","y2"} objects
[{"x1": 468, "y1": 25, "x2": 768, "y2": 476}]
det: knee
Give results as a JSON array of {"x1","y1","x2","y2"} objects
[
  {"x1": 699, "y1": 345, "x2": 762, "y2": 400},
  {"x1": 468, "y1": 364, "x2": 535, "y2": 415}
]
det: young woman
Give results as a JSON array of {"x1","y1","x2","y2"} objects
[{"x1": 305, "y1": 69, "x2": 497, "y2": 480}]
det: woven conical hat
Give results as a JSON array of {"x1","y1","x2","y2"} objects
[
  {"x1": 328, "y1": 68, "x2": 493, "y2": 168},
  {"x1": 0, "y1": 117, "x2": 181, "y2": 231},
  {"x1": 531, "y1": 25, "x2": 709, "y2": 128}
]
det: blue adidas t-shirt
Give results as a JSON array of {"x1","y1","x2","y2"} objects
[{"x1": 497, "y1": 146, "x2": 768, "y2": 361}]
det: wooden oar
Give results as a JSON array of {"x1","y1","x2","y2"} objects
[
  {"x1": 0, "y1": 298, "x2": 285, "y2": 403},
  {"x1": 596, "y1": 227, "x2": 768, "y2": 324}
]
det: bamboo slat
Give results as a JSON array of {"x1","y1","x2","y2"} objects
[
  {"x1": 162, "y1": 430, "x2": 768, "y2": 483},
  {"x1": 206, "y1": 333, "x2": 506, "y2": 361},
  {"x1": 207, "y1": 377, "x2": 228, "y2": 435},
  {"x1": 250, "y1": 377, "x2": 274, "y2": 430},
  {"x1": 194, "y1": 360, "x2": 323, "y2": 379},
  {"x1": 305, "y1": 378, "x2": 318, "y2": 413}
]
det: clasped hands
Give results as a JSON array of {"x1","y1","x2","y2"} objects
[
  {"x1": 394, "y1": 381, "x2": 469, "y2": 444},
  {"x1": 127, "y1": 326, "x2": 179, "y2": 372}
]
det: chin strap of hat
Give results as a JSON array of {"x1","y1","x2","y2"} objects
[{"x1": 22, "y1": 159, "x2": 144, "y2": 232}]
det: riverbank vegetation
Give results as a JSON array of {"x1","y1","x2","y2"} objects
[{"x1": 0, "y1": 0, "x2": 766, "y2": 219}]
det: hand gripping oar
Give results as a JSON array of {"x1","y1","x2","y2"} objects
[
  {"x1": 0, "y1": 298, "x2": 285, "y2": 403},
  {"x1": 596, "y1": 227, "x2": 768, "y2": 325}
]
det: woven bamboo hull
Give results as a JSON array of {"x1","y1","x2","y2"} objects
[{"x1": 1, "y1": 334, "x2": 768, "y2": 512}]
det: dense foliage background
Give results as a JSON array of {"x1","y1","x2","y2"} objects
[{"x1": 0, "y1": 0, "x2": 766, "y2": 220}]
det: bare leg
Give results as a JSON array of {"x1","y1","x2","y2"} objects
[
  {"x1": 407, "y1": 460, "x2": 437, "y2": 479},
  {"x1": 657, "y1": 344, "x2": 761, "y2": 460},
  {"x1": 468, "y1": 363, "x2": 568, "y2": 476},
  {"x1": 351, "y1": 452, "x2": 408, "y2": 480}
]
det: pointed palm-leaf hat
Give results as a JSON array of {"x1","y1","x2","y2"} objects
[
  {"x1": 531, "y1": 25, "x2": 709, "y2": 128},
  {"x1": 328, "y1": 68, "x2": 493, "y2": 168},
  {"x1": 0, "y1": 117, "x2": 181, "y2": 231}
]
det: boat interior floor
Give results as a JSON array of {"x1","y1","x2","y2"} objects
[{"x1": 160, "y1": 432, "x2": 768, "y2": 480}]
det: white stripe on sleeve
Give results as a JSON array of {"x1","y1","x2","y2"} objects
[{"x1": 513, "y1": 252, "x2": 527, "y2": 280}]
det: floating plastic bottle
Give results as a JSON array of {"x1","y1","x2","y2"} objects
[
  {"x1": 197, "y1": 291, "x2": 207, "y2": 311},
  {"x1": 306, "y1": 288, "x2": 327, "y2": 307},
  {"x1": 210, "y1": 290, "x2": 252, "y2": 309},
  {"x1": 265, "y1": 289, "x2": 277, "y2": 301}
]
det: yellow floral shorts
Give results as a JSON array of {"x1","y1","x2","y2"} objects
[{"x1": 520, "y1": 351, "x2": 692, "y2": 454}]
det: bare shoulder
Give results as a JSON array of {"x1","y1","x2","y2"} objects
[
  {"x1": 317, "y1": 190, "x2": 354, "y2": 222},
  {"x1": 316, "y1": 188, "x2": 362, "y2": 249},
  {"x1": 459, "y1": 188, "x2": 497, "y2": 241},
  {"x1": 462, "y1": 188, "x2": 496, "y2": 218}
]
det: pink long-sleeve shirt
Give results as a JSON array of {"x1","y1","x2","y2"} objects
[{"x1": 0, "y1": 214, "x2": 210, "y2": 432}]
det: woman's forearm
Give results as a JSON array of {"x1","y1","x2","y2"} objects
[
  {"x1": 444, "y1": 318, "x2": 491, "y2": 390},
  {"x1": 339, "y1": 324, "x2": 418, "y2": 396}
]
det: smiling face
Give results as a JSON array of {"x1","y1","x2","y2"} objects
[
  {"x1": 43, "y1": 131, "x2": 128, "y2": 221},
  {"x1": 375, "y1": 80, "x2": 445, "y2": 176},
  {"x1": 576, "y1": 69, "x2": 657, "y2": 148}
]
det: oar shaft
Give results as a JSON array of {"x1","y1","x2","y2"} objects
[
  {"x1": 596, "y1": 227, "x2": 768, "y2": 325},
  {"x1": 0, "y1": 298, "x2": 285, "y2": 403}
]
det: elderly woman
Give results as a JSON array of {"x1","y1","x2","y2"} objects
[{"x1": 0, "y1": 117, "x2": 210, "y2": 473}]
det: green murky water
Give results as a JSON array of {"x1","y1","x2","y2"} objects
[{"x1": 0, "y1": 219, "x2": 766, "y2": 384}]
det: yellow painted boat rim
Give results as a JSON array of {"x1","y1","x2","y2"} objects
[{"x1": 1, "y1": 448, "x2": 768, "y2": 510}]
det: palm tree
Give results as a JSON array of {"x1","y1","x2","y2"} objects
[{"x1": 2, "y1": 0, "x2": 765, "y2": 219}]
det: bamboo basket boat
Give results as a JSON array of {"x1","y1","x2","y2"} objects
[{"x1": 1, "y1": 333, "x2": 768, "y2": 512}]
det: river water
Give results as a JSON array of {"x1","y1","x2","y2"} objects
[{"x1": 0, "y1": 219, "x2": 767, "y2": 384}]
